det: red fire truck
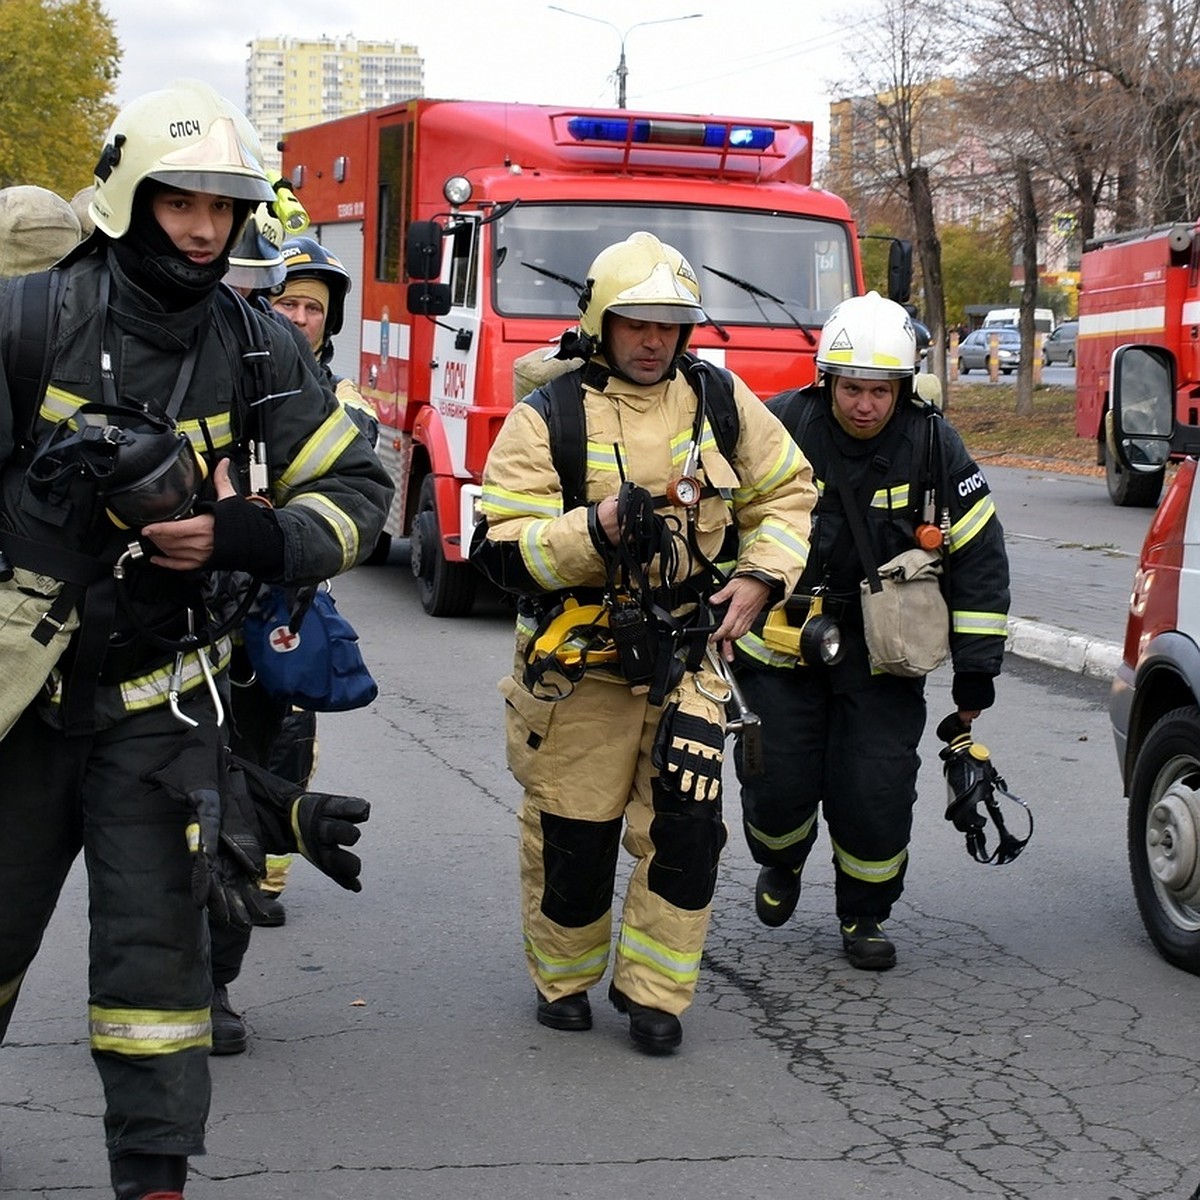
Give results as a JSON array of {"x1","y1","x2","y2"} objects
[
  {"x1": 1077, "y1": 221, "x2": 1200, "y2": 507},
  {"x1": 282, "y1": 98, "x2": 894, "y2": 615}
]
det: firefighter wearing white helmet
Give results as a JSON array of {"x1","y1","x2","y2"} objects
[
  {"x1": 731, "y1": 290, "x2": 1011, "y2": 969},
  {"x1": 476, "y1": 230, "x2": 815, "y2": 1054},
  {"x1": 0, "y1": 78, "x2": 392, "y2": 1198}
]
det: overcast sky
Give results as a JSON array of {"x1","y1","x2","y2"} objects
[{"x1": 99, "y1": 0, "x2": 883, "y2": 154}]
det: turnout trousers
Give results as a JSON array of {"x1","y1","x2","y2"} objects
[
  {"x1": 0, "y1": 698, "x2": 214, "y2": 1160},
  {"x1": 503, "y1": 670, "x2": 727, "y2": 1016},
  {"x1": 734, "y1": 664, "x2": 927, "y2": 921}
]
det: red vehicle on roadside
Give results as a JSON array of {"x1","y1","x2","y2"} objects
[{"x1": 282, "y1": 98, "x2": 906, "y2": 615}]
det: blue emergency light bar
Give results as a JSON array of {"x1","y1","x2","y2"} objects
[{"x1": 566, "y1": 117, "x2": 775, "y2": 151}]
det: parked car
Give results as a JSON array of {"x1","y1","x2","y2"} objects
[
  {"x1": 1042, "y1": 319, "x2": 1078, "y2": 367},
  {"x1": 957, "y1": 327, "x2": 1025, "y2": 375},
  {"x1": 1109, "y1": 344, "x2": 1200, "y2": 974}
]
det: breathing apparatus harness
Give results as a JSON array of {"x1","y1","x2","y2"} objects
[
  {"x1": 936, "y1": 711, "x2": 1032, "y2": 865},
  {"x1": 522, "y1": 356, "x2": 739, "y2": 704},
  {"x1": 0, "y1": 266, "x2": 289, "y2": 731}
]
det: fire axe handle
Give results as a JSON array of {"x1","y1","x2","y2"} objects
[{"x1": 705, "y1": 647, "x2": 764, "y2": 777}]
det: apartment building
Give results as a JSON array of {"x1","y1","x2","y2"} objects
[{"x1": 246, "y1": 36, "x2": 425, "y2": 170}]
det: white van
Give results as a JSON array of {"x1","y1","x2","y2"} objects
[{"x1": 983, "y1": 307, "x2": 1055, "y2": 334}]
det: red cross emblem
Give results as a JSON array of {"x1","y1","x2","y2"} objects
[{"x1": 268, "y1": 624, "x2": 302, "y2": 654}]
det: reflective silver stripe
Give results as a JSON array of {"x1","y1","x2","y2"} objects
[
  {"x1": 277, "y1": 407, "x2": 361, "y2": 499},
  {"x1": 480, "y1": 485, "x2": 561, "y2": 520},
  {"x1": 0, "y1": 969, "x2": 26, "y2": 1009},
  {"x1": 617, "y1": 923, "x2": 702, "y2": 984},
  {"x1": 948, "y1": 495, "x2": 997, "y2": 553},
  {"x1": 89, "y1": 1004, "x2": 211, "y2": 1055},
  {"x1": 287, "y1": 492, "x2": 361, "y2": 570},
  {"x1": 953, "y1": 610, "x2": 1008, "y2": 637},
  {"x1": 520, "y1": 519, "x2": 571, "y2": 591},
  {"x1": 524, "y1": 932, "x2": 610, "y2": 981},
  {"x1": 831, "y1": 836, "x2": 907, "y2": 883},
  {"x1": 746, "y1": 812, "x2": 817, "y2": 852}
]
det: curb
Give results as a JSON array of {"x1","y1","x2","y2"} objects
[{"x1": 1006, "y1": 616, "x2": 1122, "y2": 681}]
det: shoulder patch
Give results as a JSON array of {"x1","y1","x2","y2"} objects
[{"x1": 952, "y1": 461, "x2": 991, "y2": 503}]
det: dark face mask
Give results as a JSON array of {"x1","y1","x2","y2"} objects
[{"x1": 111, "y1": 183, "x2": 249, "y2": 307}]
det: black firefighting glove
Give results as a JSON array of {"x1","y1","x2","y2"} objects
[
  {"x1": 144, "y1": 730, "x2": 271, "y2": 931},
  {"x1": 206, "y1": 492, "x2": 286, "y2": 577},
  {"x1": 651, "y1": 668, "x2": 727, "y2": 802},
  {"x1": 292, "y1": 792, "x2": 371, "y2": 892},
  {"x1": 234, "y1": 754, "x2": 372, "y2": 892}
]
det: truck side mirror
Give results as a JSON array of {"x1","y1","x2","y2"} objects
[
  {"x1": 406, "y1": 220, "x2": 445, "y2": 280},
  {"x1": 887, "y1": 239, "x2": 912, "y2": 304},
  {"x1": 1111, "y1": 345, "x2": 1174, "y2": 471},
  {"x1": 407, "y1": 281, "x2": 452, "y2": 317}
]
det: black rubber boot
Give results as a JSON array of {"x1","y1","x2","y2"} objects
[
  {"x1": 111, "y1": 1151, "x2": 187, "y2": 1198},
  {"x1": 535, "y1": 990, "x2": 592, "y2": 1031},
  {"x1": 840, "y1": 916, "x2": 897, "y2": 970},
  {"x1": 210, "y1": 985, "x2": 248, "y2": 1055},
  {"x1": 754, "y1": 865, "x2": 802, "y2": 927},
  {"x1": 608, "y1": 983, "x2": 682, "y2": 1054}
]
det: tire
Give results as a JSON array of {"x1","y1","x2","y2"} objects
[
  {"x1": 410, "y1": 475, "x2": 477, "y2": 617},
  {"x1": 957, "y1": 358, "x2": 968, "y2": 376},
  {"x1": 1127, "y1": 705, "x2": 1200, "y2": 974},
  {"x1": 1105, "y1": 450, "x2": 1164, "y2": 507},
  {"x1": 1065, "y1": 349, "x2": 1075, "y2": 368},
  {"x1": 362, "y1": 531, "x2": 392, "y2": 566}
]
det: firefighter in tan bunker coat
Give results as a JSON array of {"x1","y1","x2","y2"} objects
[{"x1": 475, "y1": 232, "x2": 815, "y2": 1053}]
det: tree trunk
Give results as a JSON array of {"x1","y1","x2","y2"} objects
[
  {"x1": 907, "y1": 165, "x2": 948, "y2": 403},
  {"x1": 1016, "y1": 157, "x2": 1038, "y2": 417}
]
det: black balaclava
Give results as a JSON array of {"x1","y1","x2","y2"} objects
[{"x1": 110, "y1": 181, "x2": 250, "y2": 309}]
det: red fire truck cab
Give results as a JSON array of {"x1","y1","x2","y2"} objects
[
  {"x1": 1077, "y1": 221, "x2": 1200, "y2": 507},
  {"x1": 282, "y1": 98, "x2": 882, "y2": 615}
]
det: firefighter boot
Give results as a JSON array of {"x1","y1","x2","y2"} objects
[
  {"x1": 251, "y1": 890, "x2": 286, "y2": 927},
  {"x1": 755, "y1": 864, "x2": 802, "y2": 927},
  {"x1": 111, "y1": 1151, "x2": 187, "y2": 1198},
  {"x1": 535, "y1": 990, "x2": 592, "y2": 1031},
  {"x1": 840, "y1": 917, "x2": 897, "y2": 970},
  {"x1": 210, "y1": 985, "x2": 248, "y2": 1055},
  {"x1": 608, "y1": 983, "x2": 682, "y2": 1054}
]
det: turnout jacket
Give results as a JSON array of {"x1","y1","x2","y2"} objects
[
  {"x1": 478, "y1": 357, "x2": 815, "y2": 633},
  {"x1": 738, "y1": 386, "x2": 1010, "y2": 689},
  {"x1": 0, "y1": 249, "x2": 393, "y2": 725}
]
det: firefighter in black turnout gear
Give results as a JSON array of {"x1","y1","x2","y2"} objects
[
  {"x1": 733, "y1": 292, "x2": 1010, "y2": 969},
  {"x1": 0, "y1": 80, "x2": 391, "y2": 1199}
]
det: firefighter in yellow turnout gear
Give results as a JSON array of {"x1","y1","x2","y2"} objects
[{"x1": 476, "y1": 232, "x2": 814, "y2": 1053}]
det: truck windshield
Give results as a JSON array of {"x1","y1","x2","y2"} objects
[{"x1": 492, "y1": 204, "x2": 853, "y2": 327}]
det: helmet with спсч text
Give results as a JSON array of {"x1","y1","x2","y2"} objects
[
  {"x1": 816, "y1": 291, "x2": 918, "y2": 381},
  {"x1": 89, "y1": 79, "x2": 275, "y2": 240},
  {"x1": 275, "y1": 236, "x2": 352, "y2": 336},
  {"x1": 225, "y1": 203, "x2": 287, "y2": 291},
  {"x1": 578, "y1": 231, "x2": 706, "y2": 344}
]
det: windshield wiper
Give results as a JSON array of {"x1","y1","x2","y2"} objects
[
  {"x1": 521, "y1": 262, "x2": 585, "y2": 295},
  {"x1": 701, "y1": 264, "x2": 817, "y2": 345}
]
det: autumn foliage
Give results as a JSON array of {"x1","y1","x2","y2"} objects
[{"x1": 0, "y1": 0, "x2": 119, "y2": 198}]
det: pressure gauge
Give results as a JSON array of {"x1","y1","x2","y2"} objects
[{"x1": 667, "y1": 475, "x2": 702, "y2": 507}]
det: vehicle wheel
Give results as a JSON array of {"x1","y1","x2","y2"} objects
[
  {"x1": 1066, "y1": 349, "x2": 1075, "y2": 368},
  {"x1": 410, "y1": 475, "x2": 477, "y2": 617},
  {"x1": 1128, "y1": 705, "x2": 1200, "y2": 974},
  {"x1": 1105, "y1": 451, "x2": 1163, "y2": 507},
  {"x1": 362, "y1": 531, "x2": 392, "y2": 566},
  {"x1": 1002, "y1": 367, "x2": 1014, "y2": 375},
  {"x1": 957, "y1": 358, "x2": 968, "y2": 375}
]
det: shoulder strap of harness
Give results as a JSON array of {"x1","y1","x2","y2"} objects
[
  {"x1": 527, "y1": 355, "x2": 742, "y2": 514},
  {"x1": 7, "y1": 268, "x2": 67, "y2": 447}
]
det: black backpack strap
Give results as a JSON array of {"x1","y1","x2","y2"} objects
[
  {"x1": 520, "y1": 368, "x2": 589, "y2": 514},
  {"x1": 7, "y1": 268, "x2": 66, "y2": 445},
  {"x1": 679, "y1": 355, "x2": 739, "y2": 465}
]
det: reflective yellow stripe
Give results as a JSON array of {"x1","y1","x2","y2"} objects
[
  {"x1": 0, "y1": 969, "x2": 26, "y2": 1008},
  {"x1": 480, "y1": 485, "x2": 562, "y2": 520},
  {"x1": 953, "y1": 610, "x2": 1008, "y2": 637},
  {"x1": 948, "y1": 495, "x2": 996, "y2": 553},
  {"x1": 39, "y1": 385, "x2": 86, "y2": 424},
  {"x1": 179, "y1": 411, "x2": 233, "y2": 451},
  {"x1": 524, "y1": 932, "x2": 610, "y2": 983},
  {"x1": 287, "y1": 491, "x2": 361, "y2": 570},
  {"x1": 734, "y1": 629, "x2": 798, "y2": 668},
  {"x1": 746, "y1": 813, "x2": 817, "y2": 853},
  {"x1": 732, "y1": 438, "x2": 806, "y2": 502},
  {"x1": 617, "y1": 923, "x2": 702, "y2": 985},
  {"x1": 277, "y1": 407, "x2": 361, "y2": 500},
  {"x1": 89, "y1": 1004, "x2": 211, "y2": 1055},
  {"x1": 520, "y1": 519, "x2": 572, "y2": 591},
  {"x1": 831, "y1": 836, "x2": 907, "y2": 883},
  {"x1": 742, "y1": 518, "x2": 810, "y2": 568}
]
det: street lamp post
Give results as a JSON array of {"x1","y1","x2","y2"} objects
[{"x1": 548, "y1": 7, "x2": 702, "y2": 109}]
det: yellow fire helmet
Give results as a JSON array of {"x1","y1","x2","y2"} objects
[
  {"x1": 89, "y1": 79, "x2": 275, "y2": 239},
  {"x1": 816, "y1": 291, "x2": 918, "y2": 381},
  {"x1": 578, "y1": 231, "x2": 706, "y2": 342},
  {"x1": 523, "y1": 597, "x2": 619, "y2": 697}
]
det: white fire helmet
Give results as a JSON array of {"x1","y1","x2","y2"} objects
[{"x1": 816, "y1": 291, "x2": 918, "y2": 380}]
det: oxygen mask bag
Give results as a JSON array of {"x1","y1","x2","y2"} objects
[
  {"x1": 27, "y1": 404, "x2": 206, "y2": 531},
  {"x1": 936, "y1": 711, "x2": 1032, "y2": 865}
]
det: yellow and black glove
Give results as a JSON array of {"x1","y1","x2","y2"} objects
[{"x1": 652, "y1": 670, "x2": 727, "y2": 802}]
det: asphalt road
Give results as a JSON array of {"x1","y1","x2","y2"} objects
[{"x1": 4, "y1": 521, "x2": 1200, "y2": 1200}]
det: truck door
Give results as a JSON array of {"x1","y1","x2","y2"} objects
[{"x1": 430, "y1": 217, "x2": 482, "y2": 479}]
